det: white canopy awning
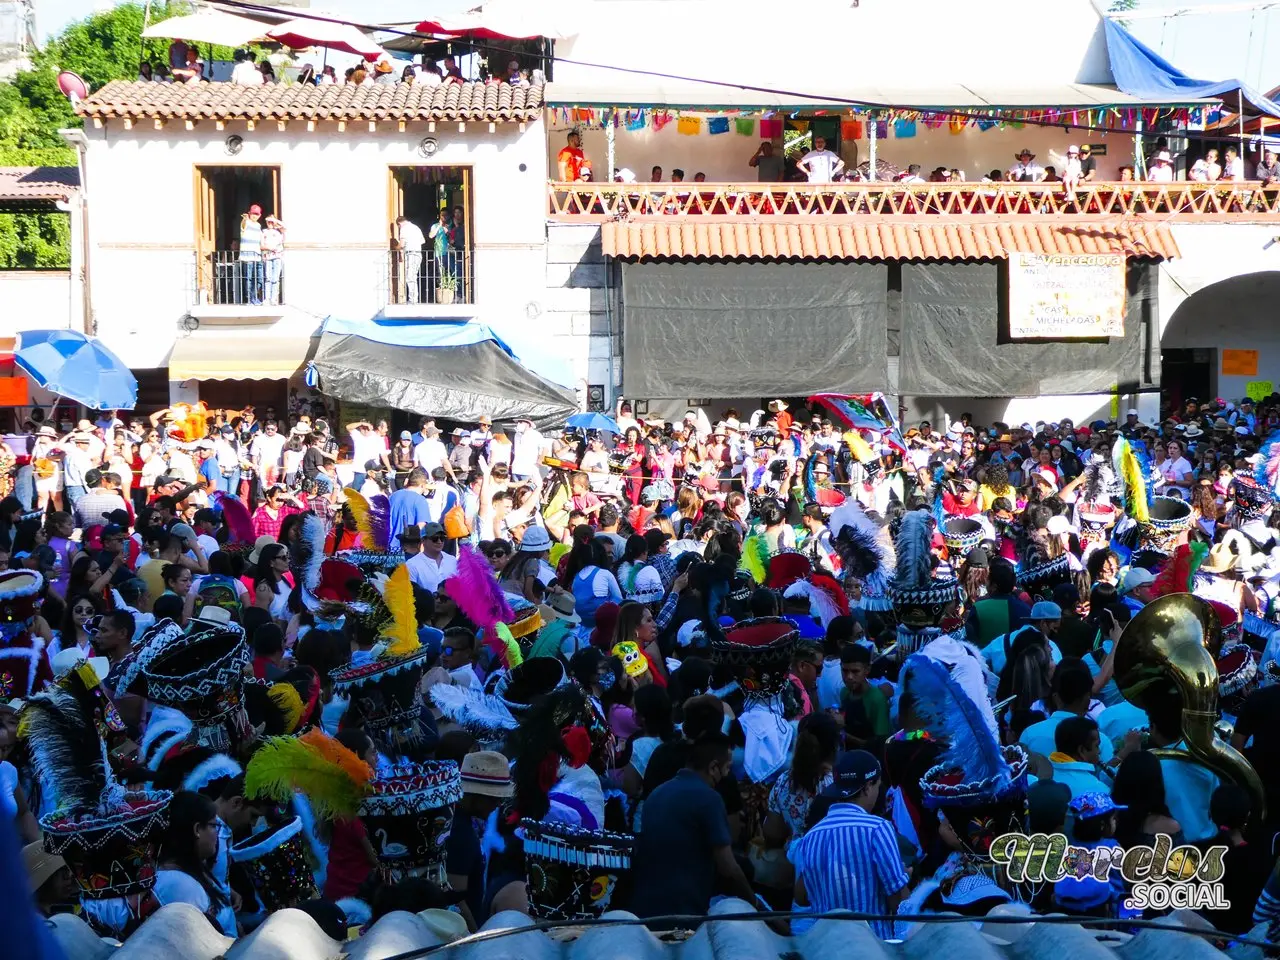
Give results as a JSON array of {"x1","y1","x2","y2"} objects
[{"x1": 142, "y1": 11, "x2": 271, "y2": 48}]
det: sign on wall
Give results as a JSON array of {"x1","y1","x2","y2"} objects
[
  {"x1": 1246, "y1": 381, "x2": 1273, "y2": 402},
  {"x1": 1222, "y1": 349, "x2": 1259, "y2": 377},
  {"x1": 1007, "y1": 252, "x2": 1126, "y2": 339}
]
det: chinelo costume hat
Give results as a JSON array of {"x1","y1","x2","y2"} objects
[{"x1": 890, "y1": 510, "x2": 961, "y2": 656}]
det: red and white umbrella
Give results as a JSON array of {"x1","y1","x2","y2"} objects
[
  {"x1": 267, "y1": 17, "x2": 385, "y2": 60},
  {"x1": 417, "y1": 2, "x2": 580, "y2": 40}
]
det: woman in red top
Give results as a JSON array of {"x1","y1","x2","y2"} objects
[{"x1": 617, "y1": 427, "x2": 643, "y2": 506}]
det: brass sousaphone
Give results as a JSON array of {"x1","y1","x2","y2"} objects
[{"x1": 1114, "y1": 593, "x2": 1266, "y2": 819}]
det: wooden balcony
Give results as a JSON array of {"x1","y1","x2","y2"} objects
[{"x1": 548, "y1": 180, "x2": 1280, "y2": 221}]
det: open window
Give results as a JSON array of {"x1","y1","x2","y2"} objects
[
  {"x1": 386, "y1": 166, "x2": 472, "y2": 305},
  {"x1": 194, "y1": 165, "x2": 281, "y2": 306}
]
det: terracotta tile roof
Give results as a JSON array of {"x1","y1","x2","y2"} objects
[
  {"x1": 76, "y1": 79, "x2": 543, "y2": 123},
  {"x1": 600, "y1": 217, "x2": 1179, "y2": 261},
  {"x1": 0, "y1": 166, "x2": 80, "y2": 204}
]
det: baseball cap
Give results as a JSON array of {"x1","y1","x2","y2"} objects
[
  {"x1": 820, "y1": 750, "x2": 881, "y2": 799},
  {"x1": 421, "y1": 522, "x2": 446, "y2": 539},
  {"x1": 1069, "y1": 791, "x2": 1126, "y2": 820},
  {"x1": 1046, "y1": 515, "x2": 1076, "y2": 537},
  {"x1": 400, "y1": 430, "x2": 412, "y2": 440},
  {"x1": 170, "y1": 522, "x2": 197, "y2": 545},
  {"x1": 249, "y1": 203, "x2": 262, "y2": 215},
  {"x1": 1120, "y1": 567, "x2": 1155, "y2": 595},
  {"x1": 1126, "y1": 408, "x2": 1139, "y2": 416},
  {"x1": 1029, "y1": 600, "x2": 1062, "y2": 621}
]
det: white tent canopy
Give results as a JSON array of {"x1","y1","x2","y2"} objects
[{"x1": 142, "y1": 10, "x2": 271, "y2": 47}]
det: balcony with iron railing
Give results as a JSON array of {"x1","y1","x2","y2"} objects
[
  {"x1": 194, "y1": 250, "x2": 287, "y2": 311},
  {"x1": 548, "y1": 180, "x2": 1280, "y2": 220},
  {"x1": 381, "y1": 248, "x2": 475, "y2": 309}
]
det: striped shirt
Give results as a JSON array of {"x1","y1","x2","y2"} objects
[{"x1": 791, "y1": 802, "x2": 909, "y2": 939}]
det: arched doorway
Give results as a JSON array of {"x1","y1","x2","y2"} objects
[{"x1": 1161, "y1": 271, "x2": 1280, "y2": 414}]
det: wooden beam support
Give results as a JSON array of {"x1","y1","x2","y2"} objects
[
  {"x1": 428, "y1": 121, "x2": 436, "y2": 133},
  {"x1": 307, "y1": 120, "x2": 316, "y2": 132},
  {"x1": 92, "y1": 117, "x2": 103, "y2": 129},
  {"x1": 215, "y1": 120, "x2": 225, "y2": 131},
  {"x1": 398, "y1": 120, "x2": 406, "y2": 133},
  {"x1": 368, "y1": 121, "x2": 377, "y2": 133},
  {"x1": 246, "y1": 119, "x2": 255, "y2": 131},
  {"x1": 123, "y1": 118, "x2": 133, "y2": 130},
  {"x1": 519, "y1": 121, "x2": 527, "y2": 133},
  {"x1": 184, "y1": 119, "x2": 195, "y2": 131},
  {"x1": 458, "y1": 122, "x2": 466, "y2": 133},
  {"x1": 338, "y1": 120, "x2": 346, "y2": 132},
  {"x1": 488, "y1": 121, "x2": 496, "y2": 134},
  {"x1": 153, "y1": 118, "x2": 164, "y2": 130},
  {"x1": 277, "y1": 120, "x2": 287, "y2": 132}
]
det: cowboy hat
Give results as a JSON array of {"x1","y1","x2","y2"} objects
[
  {"x1": 1200, "y1": 543, "x2": 1238, "y2": 574},
  {"x1": 192, "y1": 605, "x2": 234, "y2": 627},
  {"x1": 542, "y1": 590, "x2": 581, "y2": 625},
  {"x1": 1183, "y1": 425, "x2": 1204, "y2": 439},
  {"x1": 767, "y1": 399, "x2": 789, "y2": 412},
  {"x1": 1015, "y1": 148, "x2": 1035, "y2": 159}
]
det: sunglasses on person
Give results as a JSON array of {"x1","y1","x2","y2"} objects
[
  {"x1": 489, "y1": 548, "x2": 509, "y2": 558},
  {"x1": 428, "y1": 534, "x2": 445, "y2": 542},
  {"x1": 442, "y1": 645, "x2": 470, "y2": 657}
]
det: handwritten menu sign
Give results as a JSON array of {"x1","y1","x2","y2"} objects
[{"x1": 1008, "y1": 252, "x2": 1126, "y2": 339}]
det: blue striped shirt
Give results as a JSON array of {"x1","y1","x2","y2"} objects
[{"x1": 791, "y1": 802, "x2": 909, "y2": 939}]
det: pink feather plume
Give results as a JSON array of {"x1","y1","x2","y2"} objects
[
  {"x1": 213, "y1": 491, "x2": 255, "y2": 544},
  {"x1": 444, "y1": 544, "x2": 513, "y2": 657}
]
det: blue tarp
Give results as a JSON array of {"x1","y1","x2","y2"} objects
[
  {"x1": 1105, "y1": 19, "x2": 1280, "y2": 119},
  {"x1": 318, "y1": 316, "x2": 574, "y2": 389}
]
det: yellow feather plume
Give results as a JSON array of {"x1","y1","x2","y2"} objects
[
  {"x1": 268, "y1": 683, "x2": 305, "y2": 734},
  {"x1": 243, "y1": 735, "x2": 369, "y2": 820},
  {"x1": 844, "y1": 430, "x2": 877, "y2": 465},
  {"x1": 494, "y1": 622, "x2": 524, "y2": 669},
  {"x1": 343, "y1": 487, "x2": 374, "y2": 546},
  {"x1": 380, "y1": 564, "x2": 421, "y2": 657}
]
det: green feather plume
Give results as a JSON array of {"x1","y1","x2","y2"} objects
[
  {"x1": 739, "y1": 533, "x2": 770, "y2": 585},
  {"x1": 244, "y1": 735, "x2": 368, "y2": 820}
]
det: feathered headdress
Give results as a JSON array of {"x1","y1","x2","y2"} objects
[
  {"x1": 153, "y1": 745, "x2": 243, "y2": 795},
  {"x1": 19, "y1": 669, "x2": 117, "y2": 814},
  {"x1": 444, "y1": 544, "x2": 519, "y2": 667},
  {"x1": 294, "y1": 513, "x2": 328, "y2": 612},
  {"x1": 141, "y1": 707, "x2": 195, "y2": 771},
  {"x1": 1112, "y1": 436, "x2": 1151, "y2": 524},
  {"x1": 739, "y1": 534, "x2": 770, "y2": 585},
  {"x1": 1150, "y1": 541, "x2": 1209, "y2": 597},
  {"x1": 343, "y1": 488, "x2": 391, "y2": 553},
  {"x1": 212, "y1": 490, "x2": 255, "y2": 545},
  {"x1": 268, "y1": 683, "x2": 306, "y2": 734},
  {"x1": 244, "y1": 729, "x2": 373, "y2": 821},
  {"x1": 783, "y1": 573, "x2": 851, "y2": 628},
  {"x1": 1255, "y1": 430, "x2": 1280, "y2": 499},
  {"x1": 893, "y1": 510, "x2": 935, "y2": 593},
  {"x1": 378, "y1": 564, "x2": 420, "y2": 658}
]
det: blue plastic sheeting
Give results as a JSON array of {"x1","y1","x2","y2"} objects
[
  {"x1": 1105, "y1": 19, "x2": 1280, "y2": 119},
  {"x1": 318, "y1": 316, "x2": 574, "y2": 388}
]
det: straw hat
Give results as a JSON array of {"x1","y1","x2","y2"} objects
[
  {"x1": 459, "y1": 750, "x2": 514, "y2": 798},
  {"x1": 247, "y1": 535, "x2": 276, "y2": 566},
  {"x1": 1200, "y1": 543, "x2": 1239, "y2": 574}
]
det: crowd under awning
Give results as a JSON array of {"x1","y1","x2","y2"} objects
[
  {"x1": 308, "y1": 317, "x2": 577, "y2": 427},
  {"x1": 168, "y1": 333, "x2": 317, "y2": 381}
]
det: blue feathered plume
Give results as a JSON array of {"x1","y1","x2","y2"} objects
[
  {"x1": 294, "y1": 514, "x2": 327, "y2": 610},
  {"x1": 894, "y1": 510, "x2": 934, "y2": 592},
  {"x1": 902, "y1": 652, "x2": 1007, "y2": 784},
  {"x1": 1256, "y1": 430, "x2": 1280, "y2": 499}
]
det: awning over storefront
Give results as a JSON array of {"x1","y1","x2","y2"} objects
[
  {"x1": 602, "y1": 218, "x2": 1180, "y2": 261},
  {"x1": 169, "y1": 333, "x2": 316, "y2": 381},
  {"x1": 309, "y1": 318, "x2": 577, "y2": 427}
]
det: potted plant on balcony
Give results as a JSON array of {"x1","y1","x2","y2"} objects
[{"x1": 436, "y1": 272, "x2": 458, "y2": 305}]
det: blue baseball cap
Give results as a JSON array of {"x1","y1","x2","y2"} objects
[
  {"x1": 1069, "y1": 792, "x2": 1126, "y2": 820},
  {"x1": 821, "y1": 750, "x2": 881, "y2": 799}
]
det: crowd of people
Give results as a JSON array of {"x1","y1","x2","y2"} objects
[
  {"x1": 6, "y1": 390, "x2": 1280, "y2": 950},
  {"x1": 140, "y1": 41, "x2": 543, "y2": 89}
]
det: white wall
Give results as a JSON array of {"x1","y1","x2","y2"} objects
[
  {"x1": 557, "y1": 118, "x2": 1137, "y2": 183},
  {"x1": 0, "y1": 271, "x2": 73, "y2": 335},
  {"x1": 555, "y1": 0, "x2": 1114, "y2": 91},
  {"x1": 82, "y1": 117, "x2": 554, "y2": 372},
  {"x1": 1159, "y1": 224, "x2": 1280, "y2": 403}
]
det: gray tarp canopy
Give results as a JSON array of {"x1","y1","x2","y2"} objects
[{"x1": 309, "y1": 318, "x2": 578, "y2": 427}]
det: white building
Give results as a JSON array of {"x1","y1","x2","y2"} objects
[{"x1": 72, "y1": 78, "x2": 599, "y2": 418}]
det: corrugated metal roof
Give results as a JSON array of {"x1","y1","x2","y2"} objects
[
  {"x1": 0, "y1": 167, "x2": 80, "y2": 204},
  {"x1": 76, "y1": 79, "x2": 543, "y2": 123},
  {"x1": 600, "y1": 217, "x2": 1179, "y2": 261},
  {"x1": 53, "y1": 901, "x2": 1252, "y2": 960}
]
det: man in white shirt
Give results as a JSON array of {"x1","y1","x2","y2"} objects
[
  {"x1": 250, "y1": 419, "x2": 286, "y2": 488},
  {"x1": 413, "y1": 426, "x2": 455, "y2": 481},
  {"x1": 1007, "y1": 149, "x2": 1046, "y2": 183},
  {"x1": 405, "y1": 523, "x2": 459, "y2": 592},
  {"x1": 231, "y1": 52, "x2": 263, "y2": 86},
  {"x1": 396, "y1": 216, "x2": 427, "y2": 303},
  {"x1": 346, "y1": 421, "x2": 386, "y2": 491},
  {"x1": 797, "y1": 136, "x2": 844, "y2": 184},
  {"x1": 510, "y1": 417, "x2": 544, "y2": 482}
]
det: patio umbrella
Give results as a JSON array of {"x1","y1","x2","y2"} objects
[
  {"x1": 566, "y1": 411, "x2": 621, "y2": 434},
  {"x1": 15, "y1": 330, "x2": 137, "y2": 411},
  {"x1": 141, "y1": 11, "x2": 270, "y2": 47},
  {"x1": 267, "y1": 17, "x2": 385, "y2": 60},
  {"x1": 417, "y1": 2, "x2": 582, "y2": 40}
]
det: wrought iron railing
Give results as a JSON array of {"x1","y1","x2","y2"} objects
[
  {"x1": 548, "y1": 181, "x2": 1280, "y2": 219},
  {"x1": 196, "y1": 250, "x2": 286, "y2": 306},
  {"x1": 383, "y1": 247, "x2": 474, "y2": 306}
]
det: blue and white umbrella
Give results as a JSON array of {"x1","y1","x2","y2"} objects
[
  {"x1": 566, "y1": 411, "x2": 621, "y2": 434},
  {"x1": 15, "y1": 330, "x2": 138, "y2": 410}
]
